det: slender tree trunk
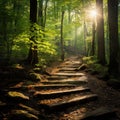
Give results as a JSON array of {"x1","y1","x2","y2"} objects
[
  {"x1": 2, "y1": 1, "x2": 10, "y2": 62},
  {"x1": 82, "y1": 0, "x2": 87, "y2": 56},
  {"x1": 38, "y1": 0, "x2": 43, "y2": 27},
  {"x1": 68, "y1": 6, "x2": 71, "y2": 24},
  {"x1": 38, "y1": 0, "x2": 48, "y2": 38},
  {"x1": 74, "y1": 12, "x2": 78, "y2": 54},
  {"x1": 91, "y1": 19, "x2": 96, "y2": 56},
  {"x1": 108, "y1": 0, "x2": 119, "y2": 76},
  {"x1": 43, "y1": 0, "x2": 49, "y2": 28},
  {"x1": 60, "y1": 10, "x2": 65, "y2": 61},
  {"x1": 83, "y1": 20, "x2": 87, "y2": 56},
  {"x1": 68, "y1": 5, "x2": 72, "y2": 51},
  {"x1": 96, "y1": 0, "x2": 106, "y2": 64},
  {"x1": 74, "y1": 26, "x2": 77, "y2": 54},
  {"x1": 3, "y1": 15, "x2": 8, "y2": 58}
]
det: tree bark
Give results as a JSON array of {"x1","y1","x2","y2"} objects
[
  {"x1": 108, "y1": 0, "x2": 119, "y2": 76},
  {"x1": 91, "y1": 19, "x2": 96, "y2": 56},
  {"x1": 74, "y1": 26, "x2": 78, "y2": 54},
  {"x1": 96, "y1": 0, "x2": 106, "y2": 64},
  {"x1": 83, "y1": 20, "x2": 87, "y2": 56},
  {"x1": 60, "y1": 10, "x2": 65, "y2": 61},
  {"x1": 27, "y1": 0, "x2": 38, "y2": 65},
  {"x1": 38, "y1": 0, "x2": 43, "y2": 27},
  {"x1": 43, "y1": 0, "x2": 49, "y2": 28}
]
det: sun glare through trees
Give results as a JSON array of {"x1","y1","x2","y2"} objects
[{"x1": 90, "y1": 9, "x2": 97, "y2": 18}]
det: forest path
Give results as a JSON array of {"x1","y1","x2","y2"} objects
[
  {"x1": 32, "y1": 56, "x2": 120, "y2": 119},
  {"x1": 0, "y1": 56, "x2": 120, "y2": 120}
]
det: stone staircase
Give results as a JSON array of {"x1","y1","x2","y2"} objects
[
  {"x1": 33, "y1": 59, "x2": 97, "y2": 111},
  {"x1": 31, "y1": 56, "x2": 118, "y2": 119},
  {"x1": 0, "y1": 56, "x2": 119, "y2": 120}
]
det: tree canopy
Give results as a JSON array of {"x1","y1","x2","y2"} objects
[{"x1": 0, "y1": 0, "x2": 120, "y2": 77}]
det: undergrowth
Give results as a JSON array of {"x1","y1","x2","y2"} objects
[{"x1": 82, "y1": 56, "x2": 108, "y2": 78}]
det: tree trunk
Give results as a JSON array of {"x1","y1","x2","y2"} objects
[
  {"x1": 27, "y1": 0, "x2": 38, "y2": 65},
  {"x1": 108, "y1": 0, "x2": 119, "y2": 76},
  {"x1": 91, "y1": 19, "x2": 96, "y2": 56},
  {"x1": 83, "y1": 20, "x2": 87, "y2": 56},
  {"x1": 38, "y1": 0, "x2": 43, "y2": 27},
  {"x1": 43, "y1": 0, "x2": 49, "y2": 28},
  {"x1": 74, "y1": 26, "x2": 78, "y2": 54},
  {"x1": 60, "y1": 10, "x2": 65, "y2": 61},
  {"x1": 30, "y1": 0, "x2": 37, "y2": 23},
  {"x1": 96, "y1": 0, "x2": 106, "y2": 64}
]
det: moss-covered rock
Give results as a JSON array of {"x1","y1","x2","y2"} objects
[
  {"x1": 19, "y1": 104, "x2": 39, "y2": 115},
  {"x1": 33, "y1": 67, "x2": 41, "y2": 73},
  {"x1": 28, "y1": 72, "x2": 42, "y2": 82},
  {"x1": 9, "y1": 110, "x2": 39, "y2": 120},
  {"x1": 8, "y1": 91, "x2": 29, "y2": 100},
  {"x1": 76, "y1": 64, "x2": 88, "y2": 71}
]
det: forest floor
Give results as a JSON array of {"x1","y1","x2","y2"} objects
[{"x1": 0, "y1": 56, "x2": 120, "y2": 120}]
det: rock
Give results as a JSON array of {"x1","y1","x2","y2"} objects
[
  {"x1": 9, "y1": 110, "x2": 39, "y2": 120},
  {"x1": 19, "y1": 104, "x2": 39, "y2": 115},
  {"x1": 8, "y1": 91, "x2": 29, "y2": 99},
  {"x1": 33, "y1": 67, "x2": 41, "y2": 73},
  {"x1": 76, "y1": 64, "x2": 88, "y2": 71},
  {"x1": 6, "y1": 91, "x2": 29, "y2": 103},
  {"x1": 28, "y1": 72, "x2": 42, "y2": 82}
]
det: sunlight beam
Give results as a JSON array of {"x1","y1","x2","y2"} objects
[{"x1": 90, "y1": 10, "x2": 97, "y2": 18}]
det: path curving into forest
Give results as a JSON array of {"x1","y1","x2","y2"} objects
[{"x1": 0, "y1": 56, "x2": 120, "y2": 120}]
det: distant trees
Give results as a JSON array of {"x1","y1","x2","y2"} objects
[
  {"x1": 38, "y1": 0, "x2": 49, "y2": 28},
  {"x1": 0, "y1": 0, "x2": 29, "y2": 64}
]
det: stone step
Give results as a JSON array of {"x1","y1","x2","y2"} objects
[
  {"x1": 46, "y1": 76, "x2": 88, "y2": 82},
  {"x1": 63, "y1": 61, "x2": 81, "y2": 65},
  {"x1": 41, "y1": 79, "x2": 87, "y2": 85},
  {"x1": 51, "y1": 72, "x2": 85, "y2": 77},
  {"x1": 47, "y1": 76, "x2": 68, "y2": 80},
  {"x1": 57, "y1": 70, "x2": 76, "y2": 73},
  {"x1": 40, "y1": 94, "x2": 98, "y2": 110},
  {"x1": 80, "y1": 107, "x2": 117, "y2": 120},
  {"x1": 58, "y1": 68, "x2": 76, "y2": 71},
  {"x1": 58, "y1": 64, "x2": 80, "y2": 68},
  {"x1": 34, "y1": 87, "x2": 90, "y2": 99},
  {"x1": 28, "y1": 84, "x2": 77, "y2": 89}
]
